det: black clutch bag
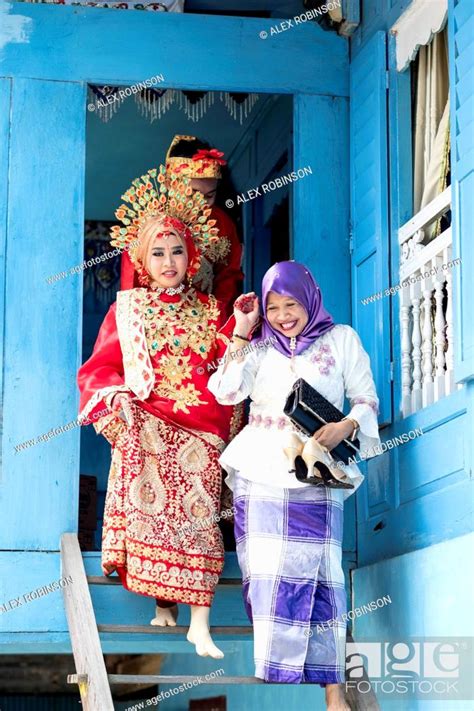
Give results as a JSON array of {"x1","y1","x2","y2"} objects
[{"x1": 284, "y1": 378, "x2": 360, "y2": 465}]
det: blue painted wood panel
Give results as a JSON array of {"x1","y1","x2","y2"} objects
[
  {"x1": 353, "y1": 6, "x2": 474, "y2": 573},
  {"x1": 350, "y1": 30, "x2": 392, "y2": 426},
  {"x1": 387, "y1": 33, "x2": 413, "y2": 422},
  {"x1": 0, "y1": 78, "x2": 11, "y2": 483},
  {"x1": 1, "y1": 2, "x2": 348, "y2": 97},
  {"x1": 292, "y1": 93, "x2": 356, "y2": 566},
  {"x1": 0, "y1": 78, "x2": 86, "y2": 550},
  {"x1": 449, "y1": 0, "x2": 474, "y2": 382},
  {"x1": 357, "y1": 388, "x2": 474, "y2": 566},
  {"x1": 293, "y1": 93, "x2": 351, "y2": 325}
]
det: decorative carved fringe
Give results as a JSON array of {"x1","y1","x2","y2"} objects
[{"x1": 88, "y1": 86, "x2": 259, "y2": 125}]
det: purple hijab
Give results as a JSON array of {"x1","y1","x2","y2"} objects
[{"x1": 255, "y1": 261, "x2": 335, "y2": 357}]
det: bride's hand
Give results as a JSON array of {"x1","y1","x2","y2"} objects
[
  {"x1": 110, "y1": 393, "x2": 135, "y2": 425},
  {"x1": 233, "y1": 292, "x2": 260, "y2": 336}
]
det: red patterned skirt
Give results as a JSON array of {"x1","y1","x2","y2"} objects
[{"x1": 101, "y1": 406, "x2": 225, "y2": 606}]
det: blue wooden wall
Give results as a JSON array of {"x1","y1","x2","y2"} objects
[
  {"x1": 349, "y1": 30, "x2": 392, "y2": 426},
  {"x1": 347, "y1": 12, "x2": 474, "y2": 709},
  {"x1": 0, "y1": 78, "x2": 85, "y2": 550},
  {"x1": 350, "y1": 0, "x2": 474, "y2": 569},
  {"x1": 449, "y1": 0, "x2": 474, "y2": 382}
]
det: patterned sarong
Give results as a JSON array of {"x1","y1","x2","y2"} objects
[
  {"x1": 101, "y1": 405, "x2": 225, "y2": 606},
  {"x1": 233, "y1": 476, "x2": 347, "y2": 683}
]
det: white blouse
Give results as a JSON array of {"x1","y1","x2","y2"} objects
[{"x1": 208, "y1": 324, "x2": 381, "y2": 500}]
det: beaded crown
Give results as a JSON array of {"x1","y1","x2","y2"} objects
[{"x1": 110, "y1": 165, "x2": 230, "y2": 274}]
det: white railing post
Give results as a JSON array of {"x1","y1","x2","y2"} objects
[
  {"x1": 401, "y1": 288, "x2": 413, "y2": 417},
  {"x1": 433, "y1": 254, "x2": 447, "y2": 402},
  {"x1": 398, "y1": 187, "x2": 457, "y2": 416},
  {"x1": 445, "y1": 248, "x2": 455, "y2": 397},
  {"x1": 410, "y1": 281, "x2": 423, "y2": 413},
  {"x1": 421, "y1": 269, "x2": 434, "y2": 408}
]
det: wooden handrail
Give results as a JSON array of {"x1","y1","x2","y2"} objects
[
  {"x1": 398, "y1": 186, "x2": 451, "y2": 245},
  {"x1": 61, "y1": 533, "x2": 114, "y2": 711}
]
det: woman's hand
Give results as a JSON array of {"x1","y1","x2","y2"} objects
[
  {"x1": 233, "y1": 292, "x2": 260, "y2": 337},
  {"x1": 109, "y1": 392, "x2": 135, "y2": 425},
  {"x1": 312, "y1": 420, "x2": 355, "y2": 451}
]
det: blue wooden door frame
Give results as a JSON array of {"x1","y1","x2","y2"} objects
[{"x1": 0, "y1": 3, "x2": 350, "y2": 551}]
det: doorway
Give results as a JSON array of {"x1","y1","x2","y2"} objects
[{"x1": 79, "y1": 86, "x2": 293, "y2": 549}]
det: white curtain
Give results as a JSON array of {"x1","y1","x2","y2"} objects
[{"x1": 413, "y1": 28, "x2": 450, "y2": 235}]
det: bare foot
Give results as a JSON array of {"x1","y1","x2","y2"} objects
[
  {"x1": 150, "y1": 604, "x2": 178, "y2": 627},
  {"x1": 188, "y1": 604, "x2": 224, "y2": 659},
  {"x1": 325, "y1": 683, "x2": 350, "y2": 710},
  {"x1": 187, "y1": 627, "x2": 224, "y2": 659}
]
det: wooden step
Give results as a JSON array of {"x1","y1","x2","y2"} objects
[
  {"x1": 97, "y1": 624, "x2": 252, "y2": 635},
  {"x1": 87, "y1": 576, "x2": 242, "y2": 587},
  {"x1": 68, "y1": 674, "x2": 265, "y2": 685}
]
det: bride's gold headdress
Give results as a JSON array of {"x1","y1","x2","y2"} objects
[{"x1": 110, "y1": 165, "x2": 230, "y2": 278}]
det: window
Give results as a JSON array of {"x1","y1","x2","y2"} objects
[{"x1": 392, "y1": 3, "x2": 458, "y2": 416}]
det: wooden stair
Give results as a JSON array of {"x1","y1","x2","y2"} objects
[{"x1": 61, "y1": 533, "x2": 379, "y2": 710}]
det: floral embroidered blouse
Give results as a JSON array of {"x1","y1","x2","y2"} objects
[
  {"x1": 208, "y1": 324, "x2": 381, "y2": 498},
  {"x1": 78, "y1": 287, "x2": 235, "y2": 444}
]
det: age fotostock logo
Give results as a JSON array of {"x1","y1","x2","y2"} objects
[{"x1": 345, "y1": 638, "x2": 473, "y2": 700}]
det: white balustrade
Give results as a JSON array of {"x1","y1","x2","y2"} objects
[{"x1": 398, "y1": 186, "x2": 459, "y2": 417}]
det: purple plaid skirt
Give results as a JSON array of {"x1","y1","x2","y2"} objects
[{"x1": 233, "y1": 475, "x2": 347, "y2": 684}]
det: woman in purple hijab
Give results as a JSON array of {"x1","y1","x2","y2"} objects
[
  {"x1": 208, "y1": 261, "x2": 380, "y2": 708},
  {"x1": 257, "y1": 260, "x2": 335, "y2": 356}
]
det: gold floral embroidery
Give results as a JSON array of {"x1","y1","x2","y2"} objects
[
  {"x1": 157, "y1": 353, "x2": 193, "y2": 386},
  {"x1": 138, "y1": 289, "x2": 220, "y2": 412},
  {"x1": 155, "y1": 382, "x2": 207, "y2": 414},
  {"x1": 177, "y1": 441, "x2": 210, "y2": 474}
]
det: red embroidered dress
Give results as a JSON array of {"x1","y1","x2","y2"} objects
[{"x1": 78, "y1": 287, "x2": 234, "y2": 606}]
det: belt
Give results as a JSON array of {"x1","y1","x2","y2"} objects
[{"x1": 248, "y1": 413, "x2": 294, "y2": 431}]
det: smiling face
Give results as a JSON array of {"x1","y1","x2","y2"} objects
[
  {"x1": 146, "y1": 232, "x2": 188, "y2": 289},
  {"x1": 265, "y1": 291, "x2": 308, "y2": 338},
  {"x1": 190, "y1": 177, "x2": 218, "y2": 206}
]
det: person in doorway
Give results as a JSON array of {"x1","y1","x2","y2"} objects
[
  {"x1": 166, "y1": 134, "x2": 243, "y2": 316},
  {"x1": 77, "y1": 166, "x2": 237, "y2": 660},
  {"x1": 208, "y1": 261, "x2": 380, "y2": 708},
  {"x1": 120, "y1": 135, "x2": 243, "y2": 317}
]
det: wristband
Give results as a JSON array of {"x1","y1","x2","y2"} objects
[{"x1": 232, "y1": 333, "x2": 250, "y2": 342}]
